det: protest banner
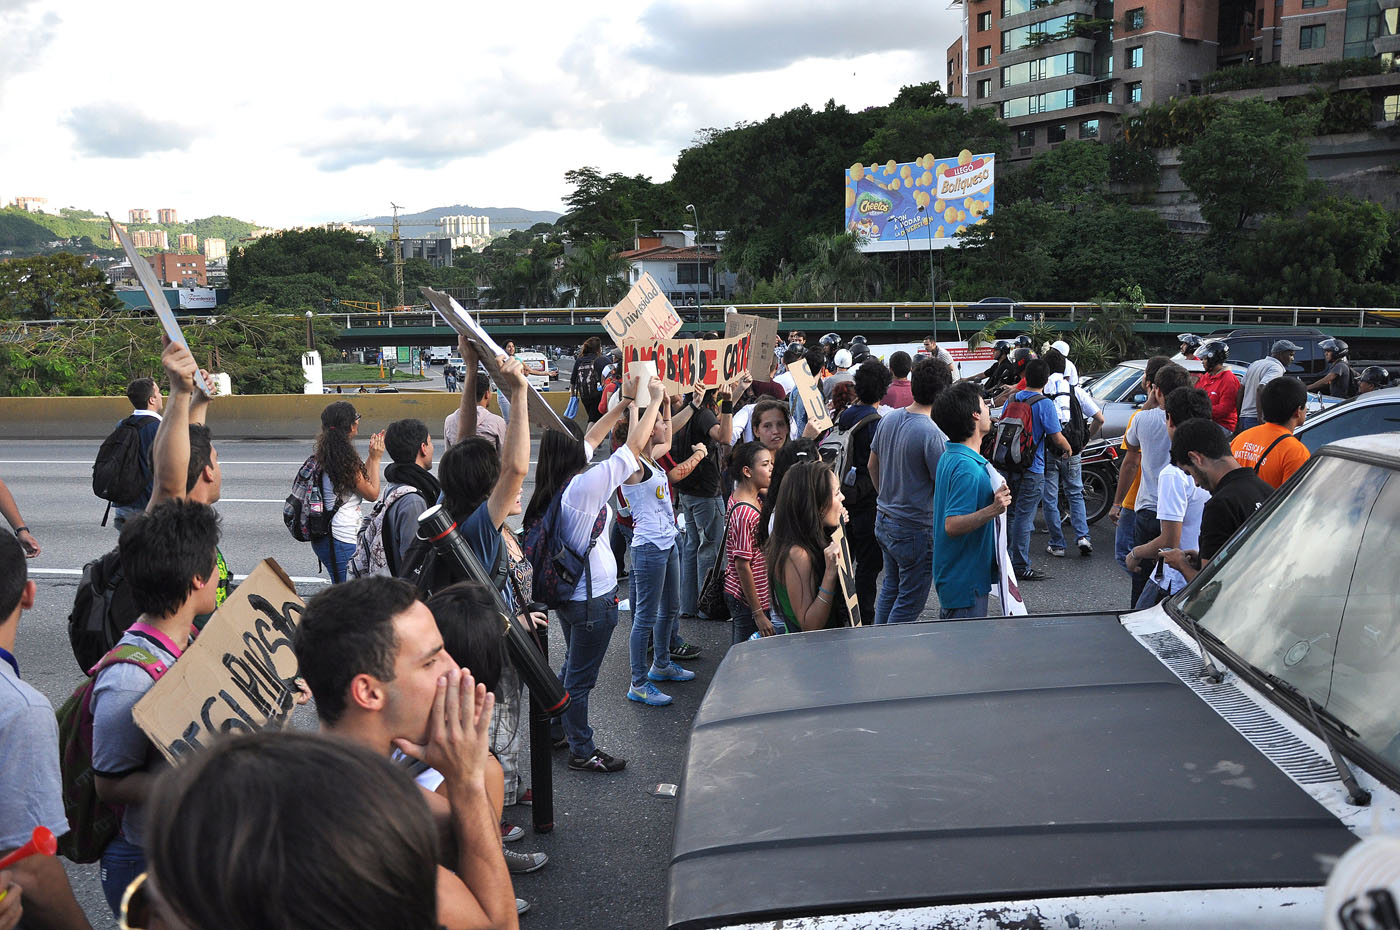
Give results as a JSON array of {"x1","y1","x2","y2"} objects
[
  {"x1": 420, "y1": 287, "x2": 571, "y2": 435},
  {"x1": 830, "y1": 523, "x2": 861, "y2": 626},
  {"x1": 133, "y1": 560, "x2": 304, "y2": 764},
  {"x1": 725, "y1": 312, "x2": 780, "y2": 381},
  {"x1": 601, "y1": 273, "x2": 683, "y2": 343},
  {"x1": 787, "y1": 362, "x2": 833, "y2": 431},
  {"x1": 620, "y1": 332, "x2": 752, "y2": 397}
]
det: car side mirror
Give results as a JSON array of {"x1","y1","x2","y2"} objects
[{"x1": 1133, "y1": 393, "x2": 1148, "y2": 404}]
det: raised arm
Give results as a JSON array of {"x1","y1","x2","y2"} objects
[
  {"x1": 582, "y1": 374, "x2": 638, "y2": 453},
  {"x1": 627, "y1": 380, "x2": 665, "y2": 459},
  {"x1": 353, "y1": 431, "x2": 385, "y2": 500},
  {"x1": 456, "y1": 336, "x2": 478, "y2": 441},
  {"x1": 149, "y1": 338, "x2": 200, "y2": 507},
  {"x1": 486, "y1": 357, "x2": 530, "y2": 530}
]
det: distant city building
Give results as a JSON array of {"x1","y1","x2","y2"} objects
[
  {"x1": 399, "y1": 237, "x2": 455, "y2": 268},
  {"x1": 203, "y1": 237, "x2": 227, "y2": 261},
  {"x1": 438, "y1": 214, "x2": 490, "y2": 237},
  {"x1": 147, "y1": 252, "x2": 207, "y2": 287},
  {"x1": 178, "y1": 233, "x2": 198, "y2": 251},
  {"x1": 246, "y1": 227, "x2": 279, "y2": 240},
  {"x1": 615, "y1": 229, "x2": 737, "y2": 305},
  {"x1": 157, "y1": 208, "x2": 178, "y2": 224},
  {"x1": 110, "y1": 222, "x2": 128, "y2": 243},
  {"x1": 107, "y1": 262, "x2": 138, "y2": 286},
  {"x1": 129, "y1": 208, "x2": 150, "y2": 223},
  {"x1": 204, "y1": 259, "x2": 229, "y2": 288},
  {"x1": 131, "y1": 229, "x2": 170, "y2": 250},
  {"x1": 10, "y1": 196, "x2": 48, "y2": 214},
  {"x1": 319, "y1": 221, "x2": 377, "y2": 236},
  {"x1": 947, "y1": 35, "x2": 965, "y2": 100}
]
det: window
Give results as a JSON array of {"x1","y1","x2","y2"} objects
[
  {"x1": 1000, "y1": 51, "x2": 1091, "y2": 87},
  {"x1": 1079, "y1": 118, "x2": 1100, "y2": 139},
  {"x1": 1001, "y1": 13, "x2": 1088, "y2": 51},
  {"x1": 1127, "y1": 81, "x2": 1143, "y2": 103},
  {"x1": 1301, "y1": 0, "x2": 1326, "y2": 7},
  {"x1": 1002, "y1": 0, "x2": 1032, "y2": 14},
  {"x1": 1017, "y1": 128, "x2": 1035, "y2": 148},
  {"x1": 676, "y1": 264, "x2": 708, "y2": 285},
  {"x1": 1385, "y1": 94, "x2": 1400, "y2": 121},
  {"x1": 1300, "y1": 24, "x2": 1326, "y2": 48},
  {"x1": 949, "y1": 58, "x2": 955, "y2": 78},
  {"x1": 1128, "y1": 46, "x2": 1143, "y2": 68},
  {"x1": 976, "y1": 78, "x2": 991, "y2": 99},
  {"x1": 1125, "y1": 7, "x2": 1144, "y2": 30},
  {"x1": 1047, "y1": 122, "x2": 1067, "y2": 143},
  {"x1": 978, "y1": 11, "x2": 992, "y2": 31},
  {"x1": 977, "y1": 45, "x2": 992, "y2": 65},
  {"x1": 1298, "y1": 403, "x2": 1400, "y2": 454}
]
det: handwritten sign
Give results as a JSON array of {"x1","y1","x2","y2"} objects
[
  {"x1": 725, "y1": 312, "x2": 780, "y2": 381},
  {"x1": 620, "y1": 332, "x2": 752, "y2": 397},
  {"x1": 133, "y1": 560, "x2": 304, "y2": 764},
  {"x1": 830, "y1": 523, "x2": 861, "y2": 626},
  {"x1": 602, "y1": 273, "x2": 683, "y2": 343},
  {"x1": 787, "y1": 363, "x2": 832, "y2": 432}
]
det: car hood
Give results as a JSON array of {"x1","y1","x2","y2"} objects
[{"x1": 668, "y1": 615, "x2": 1355, "y2": 930}]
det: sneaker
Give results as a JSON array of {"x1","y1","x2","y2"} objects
[
  {"x1": 568, "y1": 749, "x2": 627, "y2": 772},
  {"x1": 1020, "y1": 567, "x2": 1049, "y2": 581},
  {"x1": 1046, "y1": 545, "x2": 1066, "y2": 557},
  {"x1": 501, "y1": 820, "x2": 524, "y2": 843},
  {"x1": 671, "y1": 640, "x2": 702, "y2": 661},
  {"x1": 648, "y1": 663, "x2": 696, "y2": 682},
  {"x1": 516, "y1": 898, "x2": 531, "y2": 916},
  {"x1": 504, "y1": 848, "x2": 549, "y2": 874},
  {"x1": 1077, "y1": 537, "x2": 1093, "y2": 556},
  {"x1": 515, "y1": 788, "x2": 533, "y2": 806},
  {"x1": 627, "y1": 682, "x2": 673, "y2": 706}
]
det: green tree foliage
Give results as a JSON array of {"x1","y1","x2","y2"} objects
[
  {"x1": 793, "y1": 233, "x2": 886, "y2": 301},
  {"x1": 0, "y1": 252, "x2": 122, "y2": 320},
  {"x1": 1000, "y1": 140, "x2": 1110, "y2": 208},
  {"x1": 563, "y1": 239, "x2": 629, "y2": 306},
  {"x1": 559, "y1": 168, "x2": 684, "y2": 245},
  {"x1": 227, "y1": 228, "x2": 387, "y2": 309},
  {"x1": 0, "y1": 208, "x2": 121, "y2": 257},
  {"x1": 485, "y1": 239, "x2": 562, "y2": 308},
  {"x1": 1179, "y1": 98, "x2": 1313, "y2": 232}
]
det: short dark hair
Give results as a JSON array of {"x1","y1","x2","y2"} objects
[
  {"x1": 1154, "y1": 362, "x2": 1190, "y2": 396},
  {"x1": 933, "y1": 382, "x2": 984, "y2": 443},
  {"x1": 385, "y1": 418, "x2": 429, "y2": 465},
  {"x1": 475, "y1": 374, "x2": 491, "y2": 403},
  {"x1": 1261, "y1": 377, "x2": 1307, "y2": 424},
  {"x1": 804, "y1": 348, "x2": 825, "y2": 377},
  {"x1": 187, "y1": 425, "x2": 214, "y2": 492},
  {"x1": 1043, "y1": 348, "x2": 1066, "y2": 375},
  {"x1": 1172, "y1": 417, "x2": 1232, "y2": 463},
  {"x1": 0, "y1": 530, "x2": 27, "y2": 621},
  {"x1": 853, "y1": 359, "x2": 892, "y2": 405},
  {"x1": 439, "y1": 437, "x2": 499, "y2": 520},
  {"x1": 1164, "y1": 386, "x2": 1212, "y2": 427},
  {"x1": 889, "y1": 351, "x2": 911, "y2": 379},
  {"x1": 127, "y1": 377, "x2": 157, "y2": 409},
  {"x1": 295, "y1": 577, "x2": 416, "y2": 725},
  {"x1": 1024, "y1": 358, "x2": 1050, "y2": 389},
  {"x1": 425, "y1": 582, "x2": 505, "y2": 694},
  {"x1": 119, "y1": 499, "x2": 221, "y2": 618},
  {"x1": 910, "y1": 357, "x2": 953, "y2": 405},
  {"x1": 1144, "y1": 355, "x2": 1173, "y2": 387}
]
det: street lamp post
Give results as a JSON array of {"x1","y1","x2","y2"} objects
[
  {"x1": 686, "y1": 203, "x2": 701, "y2": 329},
  {"x1": 926, "y1": 213, "x2": 938, "y2": 337}
]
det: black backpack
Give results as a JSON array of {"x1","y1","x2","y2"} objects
[
  {"x1": 91, "y1": 416, "x2": 149, "y2": 524},
  {"x1": 66, "y1": 547, "x2": 140, "y2": 673},
  {"x1": 1060, "y1": 386, "x2": 1089, "y2": 455},
  {"x1": 574, "y1": 356, "x2": 602, "y2": 410}
]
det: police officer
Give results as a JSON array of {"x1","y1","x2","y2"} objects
[
  {"x1": 1357, "y1": 366, "x2": 1390, "y2": 395},
  {"x1": 1306, "y1": 338, "x2": 1354, "y2": 398}
]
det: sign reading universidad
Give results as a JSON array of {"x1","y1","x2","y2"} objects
[{"x1": 844, "y1": 150, "x2": 995, "y2": 252}]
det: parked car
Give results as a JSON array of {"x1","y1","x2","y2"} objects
[
  {"x1": 1294, "y1": 385, "x2": 1400, "y2": 452},
  {"x1": 668, "y1": 435, "x2": 1400, "y2": 930}
]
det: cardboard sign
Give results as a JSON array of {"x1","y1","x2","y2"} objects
[
  {"x1": 788, "y1": 363, "x2": 833, "y2": 432},
  {"x1": 830, "y1": 523, "x2": 861, "y2": 626},
  {"x1": 133, "y1": 560, "x2": 304, "y2": 764},
  {"x1": 725, "y1": 312, "x2": 780, "y2": 381},
  {"x1": 420, "y1": 287, "x2": 571, "y2": 436},
  {"x1": 619, "y1": 332, "x2": 752, "y2": 397},
  {"x1": 602, "y1": 273, "x2": 683, "y2": 343}
]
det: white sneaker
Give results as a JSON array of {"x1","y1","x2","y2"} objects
[
  {"x1": 1046, "y1": 544, "x2": 1066, "y2": 557},
  {"x1": 1077, "y1": 537, "x2": 1093, "y2": 556}
]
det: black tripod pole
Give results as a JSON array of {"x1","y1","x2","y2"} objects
[{"x1": 526, "y1": 630, "x2": 555, "y2": 833}]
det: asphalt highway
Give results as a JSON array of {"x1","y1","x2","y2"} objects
[{"x1": 3, "y1": 434, "x2": 1136, "y2": 929}]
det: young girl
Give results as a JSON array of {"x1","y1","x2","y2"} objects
[
  {"x1": 313, "y1": 401, "x2": 383, "y2": 582},
  {"x1": 722, "y1": 441, "x2": 776, "y2": 643},
  {"x1": 764, "y1": 461, "x2": 848, "y2": 633}
]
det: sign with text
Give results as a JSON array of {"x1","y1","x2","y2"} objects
[
  {"x1": 602, "y1": 273, "x2": 683, "y2": 343},
  {"x1": 133, "y1": 560, "x2": 304, "y2": 764},
  {"x1": 787, "y1": 363, "x2": 832, "y2": 432},
  {"x1": 843, "y1": 151, "x2": 995, "y2": 253},
  {"x1": 725, "y1": 312, "x2": 780, "y2": 381},
  {"x1": 831, "y1": 523, "x2": 861, "y2": 626},
  {"x1": 619, "y1": 332, "x2": 752, "y2": 397}
]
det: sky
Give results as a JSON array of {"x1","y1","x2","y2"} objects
[{"x1": 0, "y1": 0, "x2": 963, "y2": 228}]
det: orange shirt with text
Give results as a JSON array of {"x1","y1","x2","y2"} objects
[{"x1": 1231, "y1": 424, "x2": 1310, "y2": 489}]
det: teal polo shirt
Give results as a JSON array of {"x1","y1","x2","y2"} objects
[{"x1": 933, "y1": 442, "x2": 998, "y2": 610}]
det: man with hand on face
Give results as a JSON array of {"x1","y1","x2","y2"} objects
[{"x1": 294, "y1": 577, "x2": 518, "y2": 930}]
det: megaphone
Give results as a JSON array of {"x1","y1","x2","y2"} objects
[{"x1": 0, "y1": 826, "x2": 56, "y2": 869}]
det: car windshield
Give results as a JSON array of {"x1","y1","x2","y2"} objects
[
  {"x1": 1175, "y1": 454, "x2": 1400, "y2": 771},
  {"x1": 1086, "y1": 364, "x2": 1143, "y2": 404},
  {"x1": 1298, "y1": 401, "x2": 1400, "y2": 453}
]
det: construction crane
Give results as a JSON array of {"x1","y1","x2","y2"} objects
[{"x1": 390, "y1": 202, "x2": 405, "y2": 310}]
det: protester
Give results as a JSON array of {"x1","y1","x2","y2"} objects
[
  {"x1": 774, "y1": 344, "x2": 804, "y2": 395},
  {"x1": 1237, "y1": 339, "x2": 1299, "y2": 432},
  {"x1": 830, "y1": 380, "x2": 857, "y2": 420},
  {"x1": 922, "y1": 336, "x2": 955, "y2": 368},
  {"x1": 1357, "y1": 366, "x2": 1390, "y2": 394},
  {"x1": 1005, "y1": 359, "x2": 1072, "y2": 583},
  {"x1": 570, "y1": 336, "x2": 606, "y2": 424},
  {"x1": 881, "y1": 351, "x2": 913, "y2": 407},
  {"x1": 670, "y1": 387, "x2": 727, "y2": 627},
  {"x1": 0, "y1": 530, "x2": 91, "y2": 930},
  {"x1": 1040, "y1": 348, "x2": 1103, "y2": 559},
  {"x1": 727, "y1": 395, "x2": 794, "y2": 454},
  {"x1": 110, "y1": 377, "x2": 163, "y2": 529},
  {"x1": 787, "y1": 330, "x2": 807, "y2": 348},
  {"x1": 1161, "y1": 418, "x2": 1274, "y2": 585},
  {"x1": 757, "y1": 439, "x2": 819, "y2": 539},
  {"x1": 523, "y1": 375, "x2": 665, "y2": 773},
  {"x1": 92, "y1": 499, "x2": 221, "y2": 916},
  {"x1": 1194, "y1": 341, "x2": 1238, "y2": 433},
  {"x1": 311, "y1": 401, "x2": 384, "y2": 582},
  {"x1": 1232, "y1": 377, "x2": 1311, "y2": 489},
  {"x1": 764, "y1": 462, "x2": 847, "y2": 632},
  {"x1": 838, "y1": 360, "x2": 889, "y2": 622},
  {"x1": 869, "y1": 357, "x2": 950, "y2": 623},
  {"x1": 722, "y1": 442, "x2": 775, "y2": 641},
  {"x1": 931, "y1": 383, "x2": 1012, "y2": 619},
  {"x1": 1126, "y1": 387, "x2": 1213, "y2": 608},
  {"x1": 0, "y1": 479, "x2": 39, "y2": 557},
  {"x1": 1306, "y1": 338, "x2": 1354, "y2": 398},
  {"x1": 822, "y1": 349, "x2": 854, "y2": 400},
  {"x1": 1049, "y1": 340, "x2": 1079, "y2": 385},
  {"x1": 354, "y1": 418, "x2": 439, "y2": 577},
  {"x1": 788, "y1": 348, "x2": 826, "y2": 437},
  {"x1": 1109, "y1": 356, "x2": 1172, "y2": 583},
  {"x1": 498, "y1": 339, "x2": 521, "y2": 421},
  {"x1": 292, "y1": 578, "x2": 517, "y2": 929}
]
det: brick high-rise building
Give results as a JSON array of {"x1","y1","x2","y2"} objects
[
  {"x1": 157, "y1": 208, "x2": 178, "y2": 224},
  {"x1": 178, "y1": 233, "x2": 198, "y2": 251},
  {"x1": 147, "y1": 252, "x2": 206, "y2": 287},
  {"x1": 948, "y1": 35, "x2": 966, "y2": 98},
  {"x1": 131, "y1": 229, "x2": 170, "y2": 250},
  {"x1": 129, "y1": 208, "x2": 150, "y2": 223},
  {"x1": 203, "y1": 237, "x2": 227, "y2": 261},
  {"x1": 110, "y1": 222, "x2": 127, "y2": 243}
]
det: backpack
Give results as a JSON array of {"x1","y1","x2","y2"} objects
[
  {"x1": 1059, "y1": 385, "x2": 1089, "y2": 455},
  {"x1": 819, "y1": 411, "x2": 882, "y2": 490},
  {"x1": 574, "y1": 357, "x2": 602, "y2": 411},
  {"x1": 283, "y1": 455, "x2": 340, "y2": 542},
  {"x1": 348, "y1": 485, "x2": 423, "y2": 579},
  {"x1": 983, "y1": 392, "x2": 1046, "y2": 473},
  {"x1": 521, "y1": 493, "x2": 607, "y2": 610},
  {"x1": 55, "y1": 641, "x2": 168, "y2": 863},
  {"x1": 91, "y1": 416, "x2": 149, "y2": 522},
  {"x1": 66, "y1": 547, "x2": 139, "y2": 673}
]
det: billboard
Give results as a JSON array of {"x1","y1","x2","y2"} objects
[{"x1": 844, "y1": 150, "x2": 995, "y2": 252}]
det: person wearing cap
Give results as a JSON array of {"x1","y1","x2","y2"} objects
[
  {"x1": 1049, "y1": 340, "x2": 1078, "y2": 385},
  {"x1": 1236, "y1": 339, "x2": 1300, "y2": 433},
  {"x1": 822, "y1": 349, "x2": 855, "y2": 400},
  {"x1": 1306, "y1": 338, "x2": 1355, "y2": 398},
  {"x1": 1193, "y1": 341, "x2": 1238, "y2": 433},
  {"x1": 1357, "y1": 366, "x2": 1390, "y2": 395}
]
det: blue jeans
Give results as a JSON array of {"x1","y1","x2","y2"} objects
[
  {"x1": 629, "y1": 543, "x2": 678, "y2": 687},
  {"x1": 1131, "y1": 507, "x2": 1160, "y2": 608},
  {"x1": 1135, "y1": 578, "x2": 1168, "y2": 610},
  {"x1": 555, "y1": 591, "x2": 620, "y2": 759},
  {"x1": 1115, "y1": 506, "x2": 1136, "y2": 575},
  {"x1": 1042, "y1": 453, "x2": 1089, "y2": 548},
  {"x1": 1008, "y1": 470, "x2": 1046, "y2": 575},
  {"x1": 312, "y1": 536, "x2": 356, "y2": 583},
  {"x1": 873, "y1": 512, "x2": 933, "y2": 625},
  {"x1": 676, "y1": 493, "x2": 724, "y2": 617},
  {"x1": 1236, "y1": 415, "x2": 1258, "y2": 433},
  {"x1": 100, "y1": 834, "x2": 145, "y2": 919},
  {"x1": 938, "y1": 593, "x2": 990, "y2": 620}
]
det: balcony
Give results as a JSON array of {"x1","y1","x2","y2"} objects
[{"x1": 1000, "y1": 0, "x2": 1100, "y2": 31}]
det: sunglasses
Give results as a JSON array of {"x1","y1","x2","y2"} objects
[{"x1": 121, "y1": 872, "x2": 171, "y2": 930}]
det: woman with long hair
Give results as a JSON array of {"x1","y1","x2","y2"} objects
[
  {"x1": 757, "y1": 438, "x2": 818, "y2": 541},
  {"x1": 523, "y1": 373, "x2": 663, "y2": 773},
  {"x1": 764, "y1": 461, "x2": 847, "y2": 633},
  {"x1": 723, "y1": 441, "x2": 776, "y2": 642},
  {"x1": 313, "y1": 401, "x2": 383, "y2": 582}
]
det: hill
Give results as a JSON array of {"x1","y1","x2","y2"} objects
[
  {"x1": 0, "y1": 208, "x2": 259, "y2": 258},
  {"x1": 348, "y1": 204, "x2": 561, "y2": 239}
]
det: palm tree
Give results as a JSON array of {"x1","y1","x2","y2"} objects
[
  {"x1": 564, "y1": 239, "x2": 629, "y2": 307},
  {"x1": 794, "y1": 233, "x2": 886, "y2": 302}
]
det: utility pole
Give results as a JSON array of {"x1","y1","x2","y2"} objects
[
  {"x1": 686, "y1": 204, "x2": 701, "y2": 330},
  {"x1": 390, "y1": 201, "x2": 405, "y2": 310}
]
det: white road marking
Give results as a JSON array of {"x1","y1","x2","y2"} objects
[
  {"x1": 29, "y1": 568, "x2": 328, "y2": 585},
  {"x1": 218, "y1": 498, "x2": 284, "y2": 503}
]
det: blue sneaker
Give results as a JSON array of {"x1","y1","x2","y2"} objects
[
  {"x1": 648, "y1": 663, "x2": 697, "y2": 683},
  {"x1": 627, "y1": 682, "x2": 673, "y2": 706}
]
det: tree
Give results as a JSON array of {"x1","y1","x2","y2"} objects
[
  {"x1": 793, "y1": 232, "x2": 886, "y2": 301},
  {"x1": 228, "y1": 228, "x2": 386, "y2": 309},
  {"x1": 1179, "y1": 98, "x2": 1314, "y2": 233},
  {"x1": 563, "y1": 239, "x2": 629, "y2": 307},
  {"x1": 0, "y1": 252, "x2": 122, "y2": 320},
  {"x1": 1005, "y1": 140, "x2": 1110, "y2": 208},
  {"x1": 559, "y1": 168, "x2": 684, "y2": 245}
]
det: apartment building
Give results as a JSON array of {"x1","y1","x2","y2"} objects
[
  {"x1": 178, "y1": 233, "x2": 197, "y2": 251},
  {"x1": 157, "y1": 208, "x2": 178, "y2": 224},
  {"x1": 128, "y1": 208, "x2": 150, "y2": 223},
  {"x1": 147, "y1": 252, "x2": 206, "y2": 287},
  {"x1": 203, "y1": 237, "x2": 227, "y2": 261}
]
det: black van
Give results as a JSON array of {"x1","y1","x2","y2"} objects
[{"x1": 1205, "y1": 327, "x2": 1331, "y2": 378}]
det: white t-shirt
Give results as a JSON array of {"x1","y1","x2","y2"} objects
[
  {"x1": 774, "y1": 371, "x2": 796, "y2": 394},
  {"x1": 331, "y1": 491, "x2": 363, "y2": 544},
  {"x1": 1044, "y1": 373, "x2": 1100, "y2": 426},
  {"x1": 1125, "y1": 408, "x2": 1170, "y2": 512},
  {"x1": 1151, "y1": 464, "x2": 1210, "y2": 593},
  {"x1": 1240, "y1": 357, "x2": 1285, "y2": 418}
]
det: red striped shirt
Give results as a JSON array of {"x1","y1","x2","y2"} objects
[{"x1": 723, "y1": 497, "x2": 768, "y2": 609}]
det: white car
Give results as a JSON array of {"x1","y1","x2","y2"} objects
[{"x1": 518, "y1": 351, "x2": 551, "y2": 390}]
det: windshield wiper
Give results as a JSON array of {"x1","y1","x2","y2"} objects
[
  {"x1": 1183, "y1": 612, "x2": 1224, "y2": 684},
  {"x1": 1256, "y1": 670, "x2": 1371, "y2": 807}
]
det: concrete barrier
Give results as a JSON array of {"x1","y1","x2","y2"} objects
[{"x1": 0, "y1": 391, "x2": 579, "y2": 440}]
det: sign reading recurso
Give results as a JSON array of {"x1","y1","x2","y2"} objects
[{"x1": 844, "y1": 150, "x2": 995, "y2": 252}]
